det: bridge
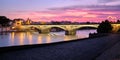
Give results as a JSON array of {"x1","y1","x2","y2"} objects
[{"x1": 11, "y1": 23, "x2": 120, "y2": 35}]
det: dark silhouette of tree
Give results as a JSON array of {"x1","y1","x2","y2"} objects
[
  {"x1": 97, "y1": 20, "x2": 113, "y2": 33},
  {"x1": 0, "y1": 16, "x2": 11, "y2": 33},
  {"x1": 0, "y1": 16, "x2": 11, "y2": 27},
  {"x1": 117, "y1": 20, "x2": 120, "y2": 23},
  {"x1": 86, "y1": 22, "x2": 90, "y2": 24}
]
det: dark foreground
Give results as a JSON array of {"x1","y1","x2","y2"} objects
[{"x1": 0, "y1": 34, "x2": 120, "y2": 60}]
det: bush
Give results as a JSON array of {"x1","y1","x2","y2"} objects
[{"x1": 97, "y1": 20, "x2": 112, "y2": 33}]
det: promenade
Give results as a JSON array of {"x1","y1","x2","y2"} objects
[{"x1": 0, "y1": 33, "x2": 120, "y2": 60}]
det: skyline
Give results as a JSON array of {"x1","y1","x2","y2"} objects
[{"x1": 0, "y1": 0, "x2": 120, "y2": 22}]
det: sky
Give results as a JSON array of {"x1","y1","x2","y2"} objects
[{"x1": 0, "y1": 0, "x2": 120, "y2": 22}]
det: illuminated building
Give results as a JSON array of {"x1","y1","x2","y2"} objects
[{"x1": 25, "y1": 18, "x2": 32, "y2": 25}]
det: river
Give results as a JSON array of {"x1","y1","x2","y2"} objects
[{"x1": 0, "y1": 29, "x2": 96, "y2": 47}]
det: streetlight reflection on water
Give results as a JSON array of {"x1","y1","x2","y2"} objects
[
  {"x1": 26, "y1": 32, "x2": 33, "y2": 44},
  {"x1": 0, "y1": 30, "x2": 96, "y2": 47}
]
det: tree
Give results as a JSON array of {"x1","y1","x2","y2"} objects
[
  {"x1": 0, "y1": 16, "x2": 11, "y2": 32},
  {"x1": 117, "y1": 20, "x2": 120, "y2": 23},
  {"x1": 0, "y1": 16, "x2": 11, "y2": 27},
  {"x1": 97, "y1": 20, "x2": 113, "y2": 33}
]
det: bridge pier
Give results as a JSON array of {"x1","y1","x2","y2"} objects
[
  {"x1": 40, "y1": 29, "x2": 50, "y2": 34},
  {"x1": 65, "y1": 30, "x2": 76, "y2": 35}
]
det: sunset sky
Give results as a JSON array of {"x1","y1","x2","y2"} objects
[{"x1": 0, "y1": 0, "x2": 120, "y2": 22}]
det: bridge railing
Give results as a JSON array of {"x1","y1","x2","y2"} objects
[{"x1": 22, "y1": 23, "x2": 120, "y2": 25}]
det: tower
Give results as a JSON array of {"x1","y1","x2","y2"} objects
[{"x1": 26, "y1": 18, "x2": 32, "y2": 25}]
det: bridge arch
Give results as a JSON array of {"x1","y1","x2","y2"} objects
[
  {"x1": 49, "y1": 27, "x2": 66, "y2": 32},
  {"x1": 29, "y1": 26, "x2": 42, "y2": 33},
  {"x1": 76, "y1": 26, "x2": 97, "y2": 30},
  {"x1": 30, "y1": 26, "x2": 42, "y2": 33},
  {"x1": 49, "y1": 26, "x2": 76, "y2": 35}
]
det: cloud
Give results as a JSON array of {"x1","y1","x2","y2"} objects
[
  {"x1": 49, "y1": 5, "x2": 120, "y2": 12},
  {"x1": 104, "y1": 1, "x2": 120, "y2": 5},
  {"x1": 98, "y1": 0, "x2": 120, "y2": 6},
  {"x1": 98, "y1": 0, "x2": 119, "y2": 3},
  {"x1": 4, "y1": 3, "x2": 120, "y2": 22},
  {"x1": 45, "y1": 5, "x2": 120, "y2": 21}
]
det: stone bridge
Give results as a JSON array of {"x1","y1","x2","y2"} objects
[{"x1": 12, "y1": 24, "x2": 120, "y2": 35}]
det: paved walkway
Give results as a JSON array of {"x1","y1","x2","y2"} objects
[
  {"x1": 0, "y1": 34, "x2": 120, "y2": 60},
  {"x1": 96, "y1": 39, "x2": 120, "y2": 60}
]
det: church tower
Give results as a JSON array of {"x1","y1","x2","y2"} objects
[{"x1": 26, "y1": 18, "x2": 32, "y2": 25}]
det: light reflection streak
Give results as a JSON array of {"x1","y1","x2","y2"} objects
[
  {"x1": 26, "y1": 32, "x2": 33, "y2": 44},
  {"x1": 10, "y1": 32, "x2": 15, "y2": 45},
  {"x1": 46, "y1": 36, "x2": 51, "y2": 43},
  {"x1": 37, "y1": 35, "x2": 42, "y2": 44},
  {"x1": 19, "y1": 32, "x2": 25, "y2": 45}
]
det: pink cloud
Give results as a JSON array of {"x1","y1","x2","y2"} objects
[{"x1": 5, "y1": 5, "x2": 120, "y2": 22}]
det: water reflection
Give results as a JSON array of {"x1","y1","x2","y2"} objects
[
  {"x1": 19, "y1": 32, "x2": 25, "y2": 45},
  {"x1": 64, "y1": 35, "x2": 78, "y2": 41},
  {"x1": 0, "y1": 30, "x2": 96, "y2": 47},
  {"x1": 10, "y1": 32, "x2": 15, "y2": 45},
  {"x1": 37, "y1": 35, "x2": 42, "y2": 44},
  {"x1": 46, "y1": 36, "x2": 51, "y2": 43},
  {"x1": 26, "y1": 32, "x2": 33, "y2": 44}
]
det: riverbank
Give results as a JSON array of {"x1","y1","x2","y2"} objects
[
  {"x1": 96, "y1": 39, "x2": 120, "y2": 60},
  {"x1": 0, "y1": 33, "x2": 120, "y2": 60}
]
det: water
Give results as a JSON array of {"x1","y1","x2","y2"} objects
[{"x1": 0, "y1": 29, "x2": 96, "y2": 47}]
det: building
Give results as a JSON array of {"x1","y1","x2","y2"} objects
[
  {"x1": 11, "y1": 19, "x2": 24, "y2": 30},
  {"x1": 25, "y1": 18, "x2": 32, "y2": 25}
]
